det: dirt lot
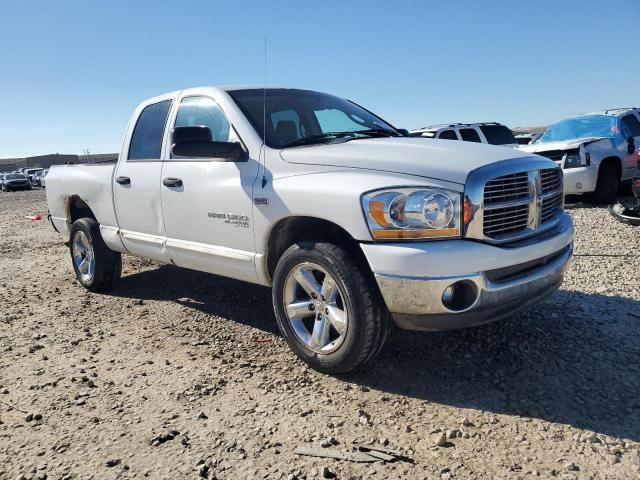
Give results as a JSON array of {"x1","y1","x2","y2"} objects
[{"x1": 0, "y1": 189, "x2": 639, "y2": 480}]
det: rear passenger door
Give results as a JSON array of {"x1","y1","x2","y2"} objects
[{"x1": 113, "y1": 98, "x2": 173, "y2": 261}]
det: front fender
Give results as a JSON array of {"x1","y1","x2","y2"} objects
[{"x1": 252, "y1": 169, "x2": 462, "y2": 256}]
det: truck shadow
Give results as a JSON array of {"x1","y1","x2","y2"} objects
[
  {"x1": 348, "y1": 289, "x2": 640, "y2": 443},
  {"x1": 110, "y1": 264, "x2": 640, "y2": 442}
]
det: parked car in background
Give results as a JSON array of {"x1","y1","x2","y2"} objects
[
  {"x1": 515, "y1": 133, "x2": 540, "y2": 145},
  {"x1": 23, "y1": 168, "x2": 44, "y2": 185},
  {"x1": 520, "y1": 108, "x2": 640, "y2": 203},
  {"x1": 410, "y1": 122, "x2": 518, "y2": 148},
  {"x1": 0, "y1": 173, "x2": 32, "y2": 191},
  {"x1": 33, "y1": 169, "x2": 48, "y2": 187},
  {"x1": 45, "y1": 86, "x2": 573, "y2": 373},
  {"x1": 41, "y1": 169, "x2": 49, "y2": 187}
]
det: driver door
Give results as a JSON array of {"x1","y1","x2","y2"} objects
[{"x1": 160, "y1": 95, "x2": 260, "y2": 283}]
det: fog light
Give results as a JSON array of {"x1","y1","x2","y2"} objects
[
  {"x1": 441, "y1": 280, "x2": 478, "y2": 312},
  {"x1": 576, "y1": 182, "x2": 583, "y2": 190}
]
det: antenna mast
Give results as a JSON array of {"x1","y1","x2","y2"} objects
[{"x1": 261, "y1": 35, "x2": 267, "y2": 188}]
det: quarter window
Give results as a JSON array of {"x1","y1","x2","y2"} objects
[
  {"x1": 459, "y1": 128, "x2": 482, "y2": 142},
  {"x1": 128, "y1": 100, "x2": 172, "y2": 161},
  {"x1": 438, "y1": 130, "x2": 458, "y2": 140}
]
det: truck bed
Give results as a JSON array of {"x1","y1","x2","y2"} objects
[{"x1": 46, "y1": 163, "x2": 118, "y2": 242}]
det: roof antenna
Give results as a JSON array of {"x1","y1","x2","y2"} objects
[{"x1": 261, "y1": 35, "x2": 267, "y2": 189}]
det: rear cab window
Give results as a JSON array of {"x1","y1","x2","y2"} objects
[
  {"x1": 128, "y1": 100, "x2": 172, "y2": 161},
  {"x1": 479, "y1": 125, "x2": 516, "y2": 145}
]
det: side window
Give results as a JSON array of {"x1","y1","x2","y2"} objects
[
  {"x1": 438, "y1": 130, "x2": 458, "y2": 140},
  {"x1": 128, "y1": 100, "x2": 172, "y2": 161},
  {"x1": 175, "y1": 96, "x2": 231, "y2": 142},
  {"x1": 459, "y1": 128, "x2": 482, "y2": 143},
  {"x1": 621, "y1": 115, "x2": 640, "y2": 136}
]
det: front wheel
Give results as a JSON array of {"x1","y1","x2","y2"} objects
[
  {"x1": 594, "y1": 163, "x2": 619, "y2": 205},
  {"x1": 69, "y1": 218, "x2": 121, "y2": 292},
  {"x1": 272, "y1": 242, "x2": 390, "y2": 374}
]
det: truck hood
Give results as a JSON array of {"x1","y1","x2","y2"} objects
[
  {"x1": 279, "y1": 137, "x2": 534, "y2": 185},
  {"x1": 519, "y1": 136, "x2": 607, "y2": 153}
]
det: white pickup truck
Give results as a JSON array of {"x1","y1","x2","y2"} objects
[{"x1": 46, "y1": 87, "x2": 574, "y2": 373}]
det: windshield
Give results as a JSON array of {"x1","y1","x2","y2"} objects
[
  {"x1": 6, "y1": 174, "x2": 26, "y2": 180},
  {"x1": 228, "y1": 89, "x2": 398, "y2": 148},
  {"x1": 534, "y1": 115, "x2": 617, "y2": 144}
]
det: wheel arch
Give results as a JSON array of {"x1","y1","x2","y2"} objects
[
  {"x1": 264, "y1": 216, "x2": 368, "y2": 284},
  {"x1": 65, "y1": 195, "x2": 97, "y2": 225}
]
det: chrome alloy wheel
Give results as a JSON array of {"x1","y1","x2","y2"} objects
[
  {"x1": 283, "y1": 262, "x2": 349, "y2": 354},
  {"x1": 72, "y1": 231, "x2": 95, "y2": 282}
]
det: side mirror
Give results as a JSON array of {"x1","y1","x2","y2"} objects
[
  {"x1": 396, "y1": 128, "x2": 410, "y2": 137},
  {"x1": 628, "y1": 136, "x2": 636, "y2": 155},
  {"x1": 171, "y1": 126, "x2": 248, "y2": 161}
]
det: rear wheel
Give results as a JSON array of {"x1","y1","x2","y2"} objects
[
  {"x1": 272, "y1": 242, "x2": 390, "y2": 374},
  {"x1": 70, "y1": 218, "x2": 121, "y2": 292},
  {"x1": 594, "y1": 163, "x2": 619, "y2": 205}
]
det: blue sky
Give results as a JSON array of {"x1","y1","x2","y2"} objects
[{"x1": 0, "y1": 0, "x2": 638, "y2": 157}]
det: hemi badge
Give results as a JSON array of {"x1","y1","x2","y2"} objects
[{"x1": 254, "y1": 197, "x2": 269, "y2": 206}]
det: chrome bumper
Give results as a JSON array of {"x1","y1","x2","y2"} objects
[{"x1": 375, "y1": 243, "x2": 573, "y2": 331}]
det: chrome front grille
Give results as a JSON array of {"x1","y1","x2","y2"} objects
[
  {"x1": 541, "y1": 168, "x2": 562, "y2": 194},
  {"x1": 476, "y1": 164, "x2": 563, "y2": 242},
  {"x1": 483, "y1": 203, "x2": 529, "y2": 237},
  {"x1": 484, "y1": 172, "x2": 529, "y2": 205},
  {"x1": 540, "y1": 168, "x2": 563, "y2": 224}
]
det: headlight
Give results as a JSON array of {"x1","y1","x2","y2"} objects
[
  {"x1": 362, "y1": 188, "x2": 462, "y2": 240},
  {"x1": 563, "y1": 150, "x2": 584, "y2": 169}
]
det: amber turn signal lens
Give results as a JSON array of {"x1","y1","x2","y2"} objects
[
  {"x1": 368, "y1": 200, "x2": 388, "y2": 227},
  {"x1": 463, "y1": 197, "x2": 473, "y2": 225}
]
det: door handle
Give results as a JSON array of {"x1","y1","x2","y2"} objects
[
  {"x1": 115, "y1": 176, "x2": 130, "y2": 185},
  {"x1": 163, "y1": 177, "x2": 183, "y2": 188}
]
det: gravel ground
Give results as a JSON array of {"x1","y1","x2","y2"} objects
[{"x1": 0, "y1": 189, "x2": 639, "y2": 480}]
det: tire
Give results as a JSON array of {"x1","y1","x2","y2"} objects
[
  {"x1": 272, "y1": 242, "x2": 390, "y2": 374},
  {"x1": 594, "y1": 163, "x2": 619, "y2": 205},
  {"x1": 69, "y1": 218, "x2": 121, "y2": 292}
]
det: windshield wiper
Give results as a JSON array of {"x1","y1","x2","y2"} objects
[
  {"x1": 349, "y1": 128, "x2": 401, "y2": 139},
  {"x1": 281, "y1": 132, "x2": 355, "y2": 148}
]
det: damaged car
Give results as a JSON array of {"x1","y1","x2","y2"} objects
[{"x1": 520, "y1": 108, "x2": 640, "y2": 204}]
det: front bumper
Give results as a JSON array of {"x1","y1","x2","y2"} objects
[
  {"x1": 361, "y1": 212, "x2": 574, "y2": 331},
  {"x1": 563, "y1": 166, "x2": 598, "y2": 194}
]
